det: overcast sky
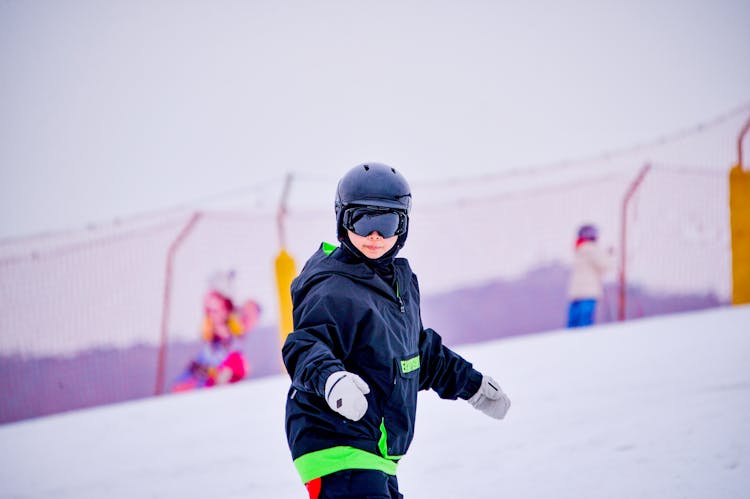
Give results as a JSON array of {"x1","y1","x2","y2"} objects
[{"x1": 1, "y1": 0, "x2": 749, "y2": 239}]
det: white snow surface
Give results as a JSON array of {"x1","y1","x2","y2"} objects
[{"x1": 1, "y1": 306, "x2": 749, "y2": 499}]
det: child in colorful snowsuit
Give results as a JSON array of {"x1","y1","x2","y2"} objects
[
  {"x1": 172, "y1": 291, "x2": 259, "y2": 391},
  {"x1": 282, "y1": 163, "x2": 511, "y2": 498},
  {"x1": 566, "y1": 224, "x2": 615, "y2": 328}
]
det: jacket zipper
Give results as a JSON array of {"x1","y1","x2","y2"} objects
[{"x1": 395, "y1": 280, "x2": 405, "y2": 313}]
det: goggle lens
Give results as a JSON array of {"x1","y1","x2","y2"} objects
[{"x1": 343, "y1": 207, "x2": 407, "y2": 238}]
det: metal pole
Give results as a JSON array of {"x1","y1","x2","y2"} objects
[
  {"x1": 154, "y1": 212, "x2": 202, "y2": 396},
  {"x1": 738, "y1": 115, "x2": 750, "y2": 170},
  {"x1": 277, "y1": 173, "x2": 293, "y2": 249},
  {"x1": 619, "y1": 164, "x2": 652, "y2": 321},
  {"x1": 275, "y1": 173, "x2": 296, "y2": 364}
]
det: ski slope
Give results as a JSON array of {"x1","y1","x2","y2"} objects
[{"x1": 1, "y1": 306, "x2": 749, "y2": 499}]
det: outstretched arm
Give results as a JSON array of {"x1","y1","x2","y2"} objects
[
  {"x1": 418, "y1": 327, "x2": 482, "y2": 399},
  {"x1": 419, "y1": 327, "x2": 510, "y2": 420}
]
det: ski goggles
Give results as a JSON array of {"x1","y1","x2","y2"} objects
[{"x1": 342, "y1": 206, "x2": 408, "y2": 238}]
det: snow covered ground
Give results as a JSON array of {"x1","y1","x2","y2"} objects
[{"x1": 1, "y1": 306, "x2": 748, "y2": 499}]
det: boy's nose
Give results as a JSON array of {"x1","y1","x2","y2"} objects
[{"x1": 367, "y1": 231, "x2": 383, "y2": 239}]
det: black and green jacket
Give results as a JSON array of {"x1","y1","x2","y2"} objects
[{"x1": 282, "y1": 242, "x2": 482, "y2": 483}]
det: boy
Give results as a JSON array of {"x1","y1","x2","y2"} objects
[{"x1": 282, "y1": 163, "x2": 511, "y2": 498}]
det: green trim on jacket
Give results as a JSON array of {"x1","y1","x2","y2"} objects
[{"x1": 293, "y1": 446, "x2": 398, "y2": 483}]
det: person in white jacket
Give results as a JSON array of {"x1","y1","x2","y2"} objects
[{"x1": 566, "y1": 224, "x2": 615, "y2": 328}]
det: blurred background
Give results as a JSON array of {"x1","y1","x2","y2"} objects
[{"x1": 1, "y1": 0, "x2": 749, "y2": 424}]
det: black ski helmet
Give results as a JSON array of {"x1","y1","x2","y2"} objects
[
  {"x1": 335, "y1": 162, "x2": 412, "y2": 253},
  {"x1": 335, "y1": 163, "x2": 412, "y2": 217}
]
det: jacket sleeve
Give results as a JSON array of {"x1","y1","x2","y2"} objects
[
  {"x1": 281, "y1": 279, "x2": 356, "y2": 398},
  {"x1": 418, "y1": 327, "x2": 483, "y2": 400}
]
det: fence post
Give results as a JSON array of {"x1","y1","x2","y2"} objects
[
  {"x1": 730, "y1": 115, "x2": 750, "y2": 304},
  {"x1": 154, "y1": 212, "x2": 203, "y2": 396},
  {"x1": 619, "y1": 164, "x2": 652, "y2": 321}
]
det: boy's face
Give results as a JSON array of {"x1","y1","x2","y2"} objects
[{"x1": 347, "y1": 230, "x2": 398, "y2": 260}]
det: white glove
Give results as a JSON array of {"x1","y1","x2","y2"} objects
[
  {"x1": 324, "y1": 371, "x2": 371, "y2": 421},
  {"x1": 468, "y1": 376, "x2": 511, "y2": 420}
]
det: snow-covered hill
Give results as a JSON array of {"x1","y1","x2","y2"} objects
[{"x1": 1, "y1": 306, "x2": 748, "y2": 499}]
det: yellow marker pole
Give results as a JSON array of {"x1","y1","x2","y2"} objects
[
  {"x1": 275, "y1": 174, "x2": 297, "y2": 356},
  {"x1": 275, "y1": 248, "x2": 297, "y2": 348},
  {"x1": 730, "y1": 115, "x2": 750, "y2": 305}
]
